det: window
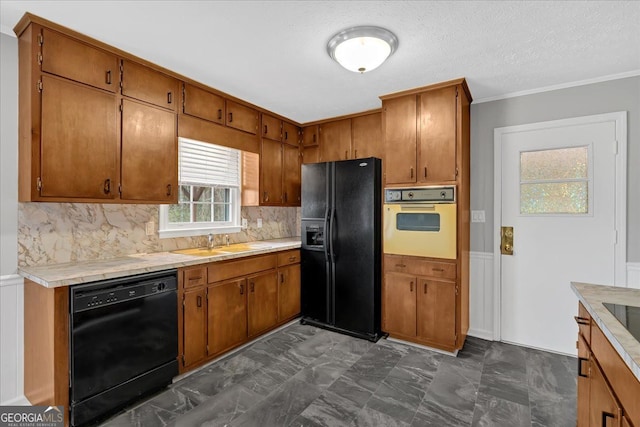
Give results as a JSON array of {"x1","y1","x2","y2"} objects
[
  {"x1": 159, "y1": 138, "x2": 241, "y2": 238},
  {"x1": 519, "y1": 146, "x2": 591, "y2": 215}
]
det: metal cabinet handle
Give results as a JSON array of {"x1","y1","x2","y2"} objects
[
  {"x1": 288, "y1": 256, "x2": 296, "y2": 261},
  {"x1": 228, "y1": 112, "x2": 233, "y2": 123},
  {"x1": 250, "y1": 282, "x2": 255, "y2": 292},
  {"x1": 166, "y1": 184, "x2": 172, "y2": 196},
  {"x1": 424, "y1": 283, "x2": 427, "y2": 294},
  {"x1": 424, "y1": 167, "x2": 427, "y2": 178},
  {"x1": 284, "y1": 192, "x2": 288, "y2": 202},
  {"x1": 280, "y1": 273, "x2": 285, "y2": 284},
  {"x1": 432, "y1": 268, "x2": 445, "y2": 272},
  {"x1": 355, "y1": 149, "x2": 358, "y2": 158},
  {"x1": 217, "y1": 109, "x2": 222, "y2": 120},
  {"x1": 264, "y1": 125, "x2": 268, "y2": 135},
  {"x1": 196, "y1": 295, "x2": 202, "y2": 308},
  {"x1": 410, "y1": 281, "x2": 414, "y2": 292},
  {"x1": 103, "y1": 178, "x2": 111, "y2": 194},
  {"x1": 312, "y1": 134, "x2": 316, "y2": 143},
  {"x1": 106, "y1": 70, "x2": 112, "y2": 85},
  {"x1": 167, "y1": 92, "x2": 172, "y2": 104},
  {"x1": 410, "y1": 167, "x2": 414, "y2": 178},
  {"x1": 188, "y1": 276, "x2": 202, "y2": 281},
  {"x1": 345, "y1": 150, "x2": 348, "y2": 159},
  {"x1": 395, "y1": 263, "x2": 406, "y2": 268},
  {"x1": 285, "y1": 131, "x2": 288, "y2": 140},
  {"x1": 263, "y1": 191, "x2": 269, "y2": 202},
  {"x1": 577, "y1": 357, "x2": 589, "y2": 378},
  {"x1": 601, "y1": 412, "x2": 615, "y2": 427},
  {"x1": 239, "y1": 284, "x2": 244, "y2": 295},
  {"x1": 574, "y1": 316, "x2": 590, "y2": 326}
]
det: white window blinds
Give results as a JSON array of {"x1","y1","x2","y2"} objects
[{"x1": 178, "y1": 137, "x2": 240, "y2": 187}]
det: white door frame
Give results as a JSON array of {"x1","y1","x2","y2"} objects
[{"x1": 492, "y1": 112, "x2": 627, "y2": 341}]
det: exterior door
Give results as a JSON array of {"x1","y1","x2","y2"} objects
[{"x1": 497, "y1": 113, "x2": 625, "y2": 355}]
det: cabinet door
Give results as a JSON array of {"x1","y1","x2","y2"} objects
[
  {"x1": 226, "y1": 101, "x2": 258, "y2": 134},
  {"x1": 121, "y1": 60, "x2": 179, "y2": 111},
  {"x1": 283, "y1": 122, "x2": 300, "y2": 146},
  {"x1": 121, "y1": 99, "x2": 177, "y2": 202},
  {"x1": 208, "y1": 279, "x2": 247, "y2": 355},
  {"x1": 183, "y1": 83, "x2": 225, "y2": 124},
  {"x1": 247, "y1": 270, "x2": 278, "y2": 337},
  {"x1": 282, "y1": 143, "x2": 301, "y2": 206},
  {"x1": 383, "y1": 272, "x2": 416, "y2": 337},
  {"x1": 302, "y1": 125, "x2": 319, "y2": 147},
  {"x1": 183, "y1": 288, "x2": 207, "y2": 367},
  {"x1": 278, "y1": 264, "x2": 301, "y2": 321},
  {"x1": 40, "y1": 75, "x2": 118, "y2": 199},
  {"x1": 417, "y1": 279, "x2": 456, "y2": 347},
  {"x1": 352, "y1": 113, "x2": 382, "y2": 159},
  {"x1": 41, "y1": 28, "x2": 118, "y2": 92},
  {"x1": 383, "y1": 95, "x2": 417, "y2": 184},
  {"x1": 577, "y1": 334, "x2": 590, "y2": 427},
  {"x1": 589, "y1": 358, "x2": 622, "y2": 427},
  {"x1": 419, "y1": 86, "x2": 457, "y2": 182},
  {"x1": 262, "y1": 114, "x2": 282, "y2": 141},
  {"x1": 260, "y1": 139, "x2": 283, "y2": 205},
  {"x1": 320, "y1": 119, "x2": 352, "y2": 161},
  {"x1": 303, "y1": 146, "x2": 320, "y2": 164}
]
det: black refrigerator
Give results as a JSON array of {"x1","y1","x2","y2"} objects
[{"x1": 300, "y1": 157, "x2": 382, "y2": 342}]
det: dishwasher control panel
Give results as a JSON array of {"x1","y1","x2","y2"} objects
[{"x1": 71, "y1": 271, "x2": 177, "y2": 313}]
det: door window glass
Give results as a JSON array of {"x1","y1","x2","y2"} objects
[{"x1": 519, "y1": 146, "x2": 589, "y2": 214}]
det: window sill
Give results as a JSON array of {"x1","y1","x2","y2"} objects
[{"x1": 158, "y1": 225, "x2": 242, "y2": 239}]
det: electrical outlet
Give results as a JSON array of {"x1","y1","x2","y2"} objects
[
  {"x1": 145, "y1": 221, "x2": 155, "y2": 236},
  {"x1": 257, "y1": 218, "x2": 263, "y2": 228},
  {"x1": 471, "y1": 210, "x2": 486, "y2": 223},
  {"x1": 241, "y1": 218, "x2": 248, "y2": 229}
]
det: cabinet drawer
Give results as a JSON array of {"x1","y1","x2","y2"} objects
[
  {"x1": 122, "y1": 60, "x2": 180, "y2": 110},
  {"x1": 183, "y1": 266, "x2": 206, "y2": 289},
  {"x1": 385, "y1": 255, "x2": 456, "y2": 280},
  {"x1": 576, "y1": 302, "x2": 591, "y2": 345},
  {"x1": 208, "y1": 254, "x2": 277, "y2": 283},
  {"x1": 41, "y1": 28, "x2": 119, "y2": 92},
  {"x1": 591, "y1": 322, "x2": 640, "y2": 423},
  {"x1": 277, "y1": 250, "x2": 300, "y2": 267},
  {"x1": 183, "y1": 83, "x2": 225, "y2": 125}
]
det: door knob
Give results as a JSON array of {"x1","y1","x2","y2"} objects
[{"x1": 501, "y1": 226, "x2": 514, "y2": 255}]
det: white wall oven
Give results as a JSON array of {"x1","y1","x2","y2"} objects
[{"x1": 383, "y1": 186, "x2": 457, "y2": 259}]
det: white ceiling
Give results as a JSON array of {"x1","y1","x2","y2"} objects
[{"x1": 1, "y1": 1, "x2": 639, "y2": 123}]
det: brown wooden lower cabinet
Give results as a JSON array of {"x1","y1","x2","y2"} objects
[
  {"x1": 208, "y1": 279, "x2": 247, "y2": 355},
  {"x1": 382, "y1": 254, "x2": 459, "y2": 351},
  {"x1": 180, "y1": 249, "x2": 301, "y2": 373},
  {"x1": 247, "y1": 270, "x2": 278, "y2": 337},
  {"x1": 576, "y1": 302, "x2": 640, "y2": 426}
]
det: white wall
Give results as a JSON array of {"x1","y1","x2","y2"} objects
[{"x1": 0, "y1": 32, "x2": 25, "y2": 405}]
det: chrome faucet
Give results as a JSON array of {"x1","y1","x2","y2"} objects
[
  {"x1": 207, "y1": 233, "x2": 215, "y2": 249},
  {"x1": 225, "y1": 234, "x2": 230, "y2": 246}
]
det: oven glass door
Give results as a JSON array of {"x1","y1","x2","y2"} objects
[{"x1": 383, "y1": 203, "x2": 457, "y2": 258}]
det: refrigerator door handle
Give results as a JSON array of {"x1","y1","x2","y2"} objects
[
  {"x1": 329, "y1": 207, "x2": 337, "y2": 261},
  {"x1": 323, "y1": 209, "x2": 330, "y2": 262}
]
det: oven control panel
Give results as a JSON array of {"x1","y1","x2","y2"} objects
[{"x1": 385, "y1": 186, "x2": 455, "y2": 203}]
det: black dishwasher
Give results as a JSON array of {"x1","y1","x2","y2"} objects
[{"x1": 70, "y1": 270, "x2": 178, "y2": 426}]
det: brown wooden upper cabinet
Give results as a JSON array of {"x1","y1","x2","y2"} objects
[
  {"x1": 183, "y1": 83, "x2": 225, "y2": 125},
  {"x1": 352, "y1": 113, "x2": 382, "y2": 159},
  {"x1": 382, "y1": 84, "x2": 459, "y2": 185},
  {"x1": 283, "y1": 122, "x2": 300, "y2": 146},
  {"x1": 262, "y1": 113, "x2": 282, "y2": 141},
  {"x1": 41, "y1": 28, "x2": 119, "y2": 92},
  {"x1": 302, "y1": 146, "x2": 320, "y2": 164},
  {"x1": 282, "y1": 143, "x2": 301, "y2": 205},
  {"x1": 320, "y1": 118, "x2": 351, "y2": 162},
  {"x1": 121, "y1": 60, "x2": 179, "y2": 111},
  {"x1": 302, "y1": 125, "x2": 319, "y2": 147},
  {"x1": 226, "y1": 100, "x2": 259, "y2": 135},
  {"x1": 260, "y1": 138, "x2": 283, "y2": 204}
]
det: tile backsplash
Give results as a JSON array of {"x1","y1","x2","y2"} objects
[{"x1": 18, "y1": 203, "x2": 300, "y2": 267}]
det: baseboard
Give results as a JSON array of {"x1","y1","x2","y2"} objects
[
  {"x1": 627, "y1": 262, "x2": 640, "y2": 289},
  {"x1": 467, "y1": 328, "x2": 494, "y2": 341},
  {"x1": 1, "y1": 394, "x2": 29, "y2": 406}
]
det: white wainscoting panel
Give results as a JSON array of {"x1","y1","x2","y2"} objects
[
  {"x1": 0, "y1": 274, "x2": 25, "y2": 405},
  {"x1": 468, "y1": 252, "x2": 494, "y2": 340},
  {"x1": 628, "y1": 262, "x2": 640, "y2": 289}
]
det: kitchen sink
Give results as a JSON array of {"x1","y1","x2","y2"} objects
[{"x1": 172, "y1": 242, "x2": 273, "y2": 256}]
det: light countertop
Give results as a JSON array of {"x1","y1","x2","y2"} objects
[
  {"x1": 18, "y1": 237, "x2": 301, "y2": 288},
  {"x1": 571, "y1": 282, "x2": 640, "y2": 382}
]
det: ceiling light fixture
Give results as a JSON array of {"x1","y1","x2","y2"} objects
[{"x1": 327, "y1": 26, "x2": 398, "y2": 74}]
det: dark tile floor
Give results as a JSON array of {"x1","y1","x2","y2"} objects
[{"x1": 102, "y1": 323, "x2": 577, "y2": 427}]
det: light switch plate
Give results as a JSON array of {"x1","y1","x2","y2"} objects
[
  {"x1": 257, "y1": 218, "x2": 263, "y2": 228},
  {"x1": 145, "y1": 221, "x2": 155, "y2": 236},
  {"x1": 471, "y1": 210, "x2": 486, "y2": 223},
  {"x1": 241, "y1": 218, "x2": 248, "y2": 229}
]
